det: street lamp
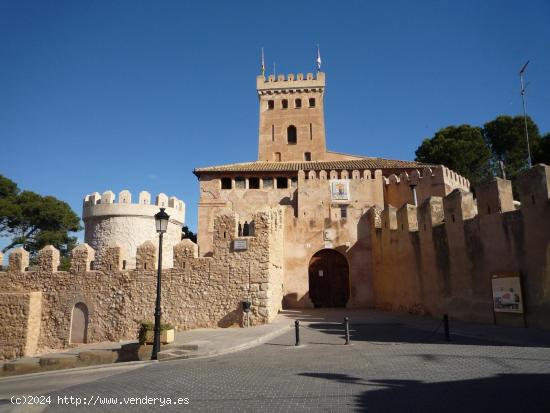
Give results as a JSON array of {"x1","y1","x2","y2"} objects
[{"x1": 152, "y1": 207, "x2": 169, "y2": 360}]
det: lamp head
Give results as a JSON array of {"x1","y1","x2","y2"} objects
[{"x1": 155, "y1": 208, "x2": 170, "y2": 234}]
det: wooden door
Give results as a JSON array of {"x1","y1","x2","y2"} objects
[{"x1": 308, "y1": 250, "x2": 350, "y2": 308}]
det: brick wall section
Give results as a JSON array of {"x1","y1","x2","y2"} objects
[{"x1": 0, "y1": 208, "x2": 284, "y2": 360}]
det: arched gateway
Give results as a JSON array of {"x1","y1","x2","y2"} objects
[{"x1": 308, "y1": 249, "x2": 350, "y2": 308}]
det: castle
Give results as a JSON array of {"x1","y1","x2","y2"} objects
[{"x1": 1, "y1": 69, "x2": 549, "y2": 361}]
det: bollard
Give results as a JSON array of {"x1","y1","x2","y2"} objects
[
  {"x1": 344, "y1": 317, "x2": 350, "y2": 345},
  {"x1": 443, "y1": 314, "x2": 451, "y2": 342},
  {"x1": 295, "y1": 320, "x2": 300, "y2": 346}
]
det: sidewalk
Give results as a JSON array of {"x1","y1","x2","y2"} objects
[
  {"x1": 2, "y1": 308, "x2": 549, "y2": 378},
  {"x1": 0, "y1": 315, "x2": 292, "y2": 378}
]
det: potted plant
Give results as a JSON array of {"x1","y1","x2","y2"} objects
[{"x1": 138, "y1": 321, "x2": 175, "y2": 345}]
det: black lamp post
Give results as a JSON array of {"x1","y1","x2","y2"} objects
[{"x1": 151, "y1": 207, "x2": 169, "y2": 360}]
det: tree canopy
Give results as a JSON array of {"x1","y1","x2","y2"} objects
[
  {"x1": 415, "y1": 115, "x2": 548, "y2": 185},
  {"x1": 182, "y1": 225, "x2": 197, "y2": 243},
  {"x1": 415, "y1": 125, "x2": 492, "y2": 186},
  {"x1": 0, "y1": 175, "x2": 81, "y2": 257},
  {"x1": 483, "y1": 115, "x2": 541, "y2": 180}
]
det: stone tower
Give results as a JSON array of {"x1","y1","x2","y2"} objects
[
  {"x1": 83, "y1": 190, "x2": 185, "y2": 269},
  {"x1": 257, "y1": 72, "x2": 327, "y2": 162}
]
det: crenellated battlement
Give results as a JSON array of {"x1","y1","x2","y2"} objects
[
  {"x1": 384, "y1": 166, "x2": 470, "y2": 208},
  {"x1": 378, "y1": 164, "x2": 549, "y2": 234},
  {"x1": 83, "y1": 190, "x2": 185, "y2": 222},
  {"x1": 256, "y1": 71, "x2": 325, "y2": 95}
]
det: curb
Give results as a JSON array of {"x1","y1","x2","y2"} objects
[
  {"x1": 158, "y1": 323, "x2": 290, "y2": 362},
  {"x1": 0, "y1": 360, "x2": 156, "y2": 382}
]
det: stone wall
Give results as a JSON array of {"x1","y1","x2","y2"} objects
[
  {"x1": 0, "y1": 208, "x2": 284, "y2": 360},
  {"x1": 370, "y1": 164, "x2": 550, "y2": 329},
  {"x1": 0, "y1": 292, "x2": 42, "y2": 360}
]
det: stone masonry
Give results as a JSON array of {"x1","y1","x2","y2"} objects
[{"x1": 0, "y1": 208, "x2": 284, "y2": 360}]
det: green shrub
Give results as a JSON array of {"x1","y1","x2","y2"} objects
[{"x1": 138, "y1": 321, "x2": 174, "y2": 344}]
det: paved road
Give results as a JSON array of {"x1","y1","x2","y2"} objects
[{"x1": 2, "y1": 322, "x2": 550, "y2": 413}]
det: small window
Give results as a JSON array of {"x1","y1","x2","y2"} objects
[
  {"x1": 274, "y1": 152, "x2": 281, "y2": 161},
  {"x1": 340, "y1": 205, "x2": 348, "y2": 219},
  {"x1": 221, "y1": 178, "x2": 232, "y2": 189},
  {"x1": 282, "y1": 99, "x2": 288, "y2": 109},
  {"x1": 271, "y1": 124, "x2": 275, "y2": 141},
  {"x1": 287, "y1": 125, "x2": 297, "y2": 145},
  {"x1": 263, "y1": 178, "x2": 274, "y2": 188},
  {"x1": 122, "y1": 260, "x2": 127, "y2": 270},
  {"x1": 309, "y1": 98, "x2": 316, "y2": 107},
  {"x1": 235, "y1": 177, "x2": 246, "y2": 189},
  {"x1": 295, "y1": 98, "x2": 302, "y2": 108},
  {"x1": 249, "y1": 177, "x2": 260, "y2": 189},
  {"x1": 310, "y1": 123, "x2": 313, "y2": 140},
  {"x1": 268, "y1": 100, "x2": 274, "y2": 110},
  {"x1": 276, "y1": 177, "x2": 288, "y2": 188},
  {"x1": 304, "y1": 152, "x2": 311, "y2": 161}
]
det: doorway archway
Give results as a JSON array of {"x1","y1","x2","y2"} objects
[
  {"x1": 70, "y1": 302, "x2": 89, "y2": 344},
  {"x1": 308, "y1": 249, "x2": 350, "y2": 308}
]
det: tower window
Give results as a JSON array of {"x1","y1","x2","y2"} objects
[
  {"x1": 295, "y1": 98, "x2": 302, "y2": 108},
  {"x1": 309, "y1": 98, "x2": 316, "y2": 107},
  {"x1": 282, "y1": 99, "x2": 288, "y2": 109},
  {"x1": 304, "y1": 152, "x2": 311, "y2": 161},
  {"x1": 221, "y1": 178, "x2": 232, "y2": 189},
  {"x1": 249, "y1": 177, "x2": 260, "y2": 189},
  {"x1": 271, "y1": 125, "x2": 275, "y2": 141},
  {"x1": 310, "y1": 123, "x2": 313, "y2": 140},
  {"x1": 276, "y1": 177, "x2": 288, "y2": 188},
  {"x1": 287, "y1": 125, "x2": 297, "y2": 145},
  {"x1": 268, "y1": 100, "x2": 274, "y2": 110},
  {"x1": 274, "y1": 152, "x2": 281, "y2": 161}
]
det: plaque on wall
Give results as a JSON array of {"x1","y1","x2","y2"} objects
[
  {"x1": 234, "y1": 239, "x2": 248, "y2": 251},
  {"x1": 491, "y1": 273, "x2": 523, "y2": 314},
  {"x1": 330, "y1": 180, "x2": 350, "y2": 201}
]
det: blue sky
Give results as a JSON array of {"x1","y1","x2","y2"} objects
[{"x1": 1, "y1": 0, "x2": 549, "y2": 258}]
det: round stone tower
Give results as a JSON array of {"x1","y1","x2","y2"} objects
[{"x1": 82, "y1": 190, "x2": 185, "y2": 269}]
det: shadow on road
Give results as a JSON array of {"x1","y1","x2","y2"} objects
[{"x1": 299, "y1": 372, "x2": 550, "y2": 412}]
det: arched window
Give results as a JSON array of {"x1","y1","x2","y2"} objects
[
  {"x1": 295, "y1": 98, "x2": 302, "y2": 108},
  {"x1": 282, "y1": 99, "x2": 288, "y2": 109},
  {"x1": 287, "y1": 125, "x2": 297, "y2": 145},
  {"x1": 309, "y1": 98, "x2": 316, "y2": 107}
]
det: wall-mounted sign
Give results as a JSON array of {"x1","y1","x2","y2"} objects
[
  {"x1": 330, "y1": 180, "x2": 350, "y2": 201},
  {"x1": 234, "y1": 239, "x2": 248, "y2": 251},
  {"x1": 491, "y1": 273, "x2": 523, "y2": 314}
]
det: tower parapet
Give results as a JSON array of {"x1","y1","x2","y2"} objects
[
  {"x1": 256, "y1": 72, "x2": 325, "y2": 94},
  {"x1": 83, "y1": 190, "x2": 185, "y2": 269}
]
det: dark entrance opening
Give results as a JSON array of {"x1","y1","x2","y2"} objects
[{"x1": 308, "y1": 249, "x2": 350, "y2": 308}]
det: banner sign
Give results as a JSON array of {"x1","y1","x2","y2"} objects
[{"x1": 491, "y1": 273, "x2": 523, "y2": 314}]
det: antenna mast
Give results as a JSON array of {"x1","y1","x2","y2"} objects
[{"x1": 519, "y1": 60, "x2": 532, "y2": 168}]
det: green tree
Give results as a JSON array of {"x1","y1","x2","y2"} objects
[
  {"x1": 0, "y1": 175, "x2": 81, "y2": 258},
  {"x1": 534, "y1": 133, "x2": 550, "y2": 165},
  {"x1": 483, "y1": 115, "x2": 541, "y2": 180},
  {"x1": 415, "y1": 124, "x2": 493, "y2": 186},
  {"x1": 182, "y1": 225, "x2": 197, "y2": 243}
]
